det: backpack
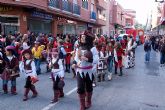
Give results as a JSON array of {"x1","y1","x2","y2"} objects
[{"x1": 59, "y1": 46, "x2": 66, "y2": 59}]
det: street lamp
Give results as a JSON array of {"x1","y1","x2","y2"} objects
[{"x1": 155, "y1": 0, "x2": 164, "y2": 3}]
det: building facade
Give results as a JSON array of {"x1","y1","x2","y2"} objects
[
  {"x1": 151, "y1": 1, "x2": 165, "y2": 36},
  {"x1": 124, "y1": 9, "x2": 136, "y2": 29},
  {"x1": 0, "y1": 0, "x2": 106, "y2": 36},
  {"x1": 109, "y1": 0, "x2": 126, "y2": 35}
]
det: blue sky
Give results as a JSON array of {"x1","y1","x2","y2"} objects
[{"x1": 116, "y1": 0, "x2": 156, "y2": 25}]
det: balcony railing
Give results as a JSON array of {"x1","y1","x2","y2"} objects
[
  {"x1": 73, "y1": 3, "x2": 80, "y2": 15},
  {"x1": 90, "y1": 11, "x2": 96, "y2": 20},
  {"x1": 48, "y1": 0, "x2": 60, "y2": 9},
  {"x1": 62, "y1": 1, "x2": 72, "y2": 12},
  {"x1": 48, "y1": 0, "x2": 80, "y2": 15},
  {"x1": 96, "y1": 0, "x2": 106, "y2": 10},
  {"x1": 98, "y1": 14, "x2": 106, "y2": 21}
]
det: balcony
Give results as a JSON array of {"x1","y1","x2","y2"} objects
[
  {"x1": 98, "y1": 14, "x2": 106, "y2": 21},
  {"x1": 90, "y1": 11, "x2": 96, "y2": 20},
  {"x1": 96, "y1": 0, "x2": 107, "y2": 10},
  {"x1": 62, "y1": 1, "x2": 72, "y2": 13},
  {"x1": 48, "y1": 0, "x2": 80, "y2": 15},
  {"x1": 0, "y1": 0, "x2": 48, "y2": 10},
  {"x1": 96, "y1": 14, "x2": 106, "y2": 26},
  {"x1": 73, "y1": 3, "x2": 80, "y2": 15},
  {"x1": 48, "y1": 0, "x2": 61, "y2": 9}
]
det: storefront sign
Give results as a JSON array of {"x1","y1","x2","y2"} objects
[
  {"x1": 0, "y1": 6, "x2": 13, "y2": 12},
  {"x1": 31, "y1": 11, "x2": 53, "y2": 20}
]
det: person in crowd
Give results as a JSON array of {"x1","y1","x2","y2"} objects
[
  {"x1": 5, "y1": 34, "x2": 12, "y2": 46},
  {"x1": 125, "y1": 36, "x2": 137, "y2": 68},
  {"x1": 159, "y1": 37, "x2": 165, "y2": 67},
  {"x1": 49, "y1": 49, "x2": 65, "y2": 103},
  {"x1": 53, "y1": 38, "x2": 58, "y2": 49},
  {"x1": 22, "y1": 34, "x2": 30, "y2": 50},
  {"x1": 0, "y1": 45, "x2": 5, "y2": 75},
  {"x1": 154, "y1": 37, "x2": 159, "y2": 52},
  {"x1": 144, "y1": 36, "x2": 152, "y2": 63},
  {"x1": 44, "y1": 39, "x2": 54, "y2": 72},
  {"x1": 19, "y1": 49, "x2": 38, "y2": 101},
  {"x1": 98, "y1": 44, "x2": 108, "y2": 81},
  {"x1": 14, "y1": 40, "x2": 22, "y2": 59},
  {"x1": 151, "y1": 36, "x2": 156, "y2": 51},
  {"x1": 97, "y1": 44, "x2": 107, "y2": 82},
  {"x1": 72, "y1": 30, "x2": 94, "y2": 110},
  {"x1": 114, "y1": 42, "x2": 124, "y2": 76},
  {"x1": 106, "y1": 41, "x2": 114, "y2": 81},
  {"x1": 28, "y1": 32, "x2": 36, "y2": 46},
  {"x1": 10, "y1": 36, "x2": 16, "y2": 46},
  {"x1": 91, "y1": 40, "x2": 99, "y2": 87},
  {"x1": 121, "y1": 35, "x2": 128, "y2": 50},
  {"x1": 0, "y1": 35, "x2": 6, "y2": 47},
  {"x1": 1, "y1": 46, "x2": 19, "y2": 94},
  {"x1": 57, "y1": 39, "x2": 66, "y2": 64},
  {"x1": 48, "y1": 33, "x2": 54, "y2": 45},
  {"x1": 71, "y1": 36, "x2": 80, "y2": 78},
  {"x1": 31, "y1": 41, "x2": 45, "y2": 75},
  {"x1": 64, "y1": 35, "x2": 72, "y2": 73}
]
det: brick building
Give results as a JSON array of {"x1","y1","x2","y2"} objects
[
  {"x1": 108, "y1": 0, "x2": 126, "y2": 35},
  {"x1": 124, "y1": 9, "x2": 136, "y2": 29},
  {"x1": 0, "y1": 0, "x2": 106, "y2": 36},
  {"x1": 151, "y1": 1, "x2": 165, "y2": 35}
]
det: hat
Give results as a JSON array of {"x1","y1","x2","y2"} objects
[
  {"x1": 5, "y1": 46, "x2": 15, "y2": 55},
  {"x1": 22, "y1": 49, "x2": 32, "y2": 55},
  {"x1": 6, "y1": 46, "x2": 15, "y2": 51}
]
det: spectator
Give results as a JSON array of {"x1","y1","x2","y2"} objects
[
  {"x1": 31, "y1": 41, "x2": 45, "y2": 75},
  {"x1": 144, "y1": 36, "x2": 152, "y2": 62},
  {"x1": 159, "y1": 37, "x2": 165, "y2": 67}
]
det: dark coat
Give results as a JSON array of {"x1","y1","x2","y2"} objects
[
  {"x1": 1, "y1": 56, "x2": 19, "y2": 80},
  {"x1": 0, "y1": 56, "x2": 5, "y2": 74},
  {"x1": 144, "y1": 40, "x2": 152, "y2": 52}
]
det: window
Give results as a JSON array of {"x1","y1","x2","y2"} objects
[
  {"x1": 97, "y1": 9, "x2": 102, "y2": 15},
  {"x1": 91, "y1": 4, "x2": 94, "y2": 12},
  {"x1": 82, "y1": 0, "x2": 88, "y2": 9}
]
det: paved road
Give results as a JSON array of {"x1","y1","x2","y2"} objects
[{"x1": 0, "y1": 46, "x2": 165, "y2": 110}]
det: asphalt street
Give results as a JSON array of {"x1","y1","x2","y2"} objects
[{"x1": 0, "y1": 46, "x2": 165, "y2": 110}]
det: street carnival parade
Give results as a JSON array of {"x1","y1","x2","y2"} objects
[{"x1": 0, "y1": 0, "x2": 165, "y2": 110}]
